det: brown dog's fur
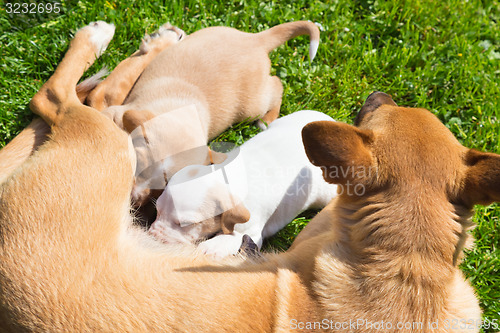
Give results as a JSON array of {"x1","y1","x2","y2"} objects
[{"x1": 0, "y1": 22, "x2": 498, "y2": 332}]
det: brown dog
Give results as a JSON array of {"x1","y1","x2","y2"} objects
[
  {"x1": 0, "y1": 22, "x2": 497, "y2": 332},
  {"x1": 296, "y1": 91, "x2": 497, "y2": 330}
]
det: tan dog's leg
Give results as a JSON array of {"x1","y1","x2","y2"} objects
[
  {"x1": 1, "y1": 22, "x2": 115, "y2": 183},
  {"x1": 0, "y1": 24, "x2": 137, "y2": 329},
  {"x1": 87, "y1": 24, "x2": 185, "y2": 111},
  {"x1": 288, "y1": 198, "x2": 338, "y2": 251},
  {"x1": 258, "y1": 76, "x2": 283, "y2": 128},
  {"x1": 29, "y1": 22, "x2": 115, "y2": 125}
]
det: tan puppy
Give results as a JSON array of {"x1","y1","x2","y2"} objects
[
  {"x1": 98, "y1": 21, "x2": 321, "y2": 205},
  {"x1": 1, "y1": 23, "x2": 498, "y2": 331}
]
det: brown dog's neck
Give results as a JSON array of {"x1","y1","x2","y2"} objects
[
  {"x1": 312, "y1": 190, "x2": 477, "y2": 322},
  {"x1": 333, "y1": 189, "x2": 474, "y2": 275}
]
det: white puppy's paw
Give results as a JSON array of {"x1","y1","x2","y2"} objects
[
  {"x1": 81, "y1": 21, "x2": 115, "y2": 58},
  {"x1": 198, "y1": 234, "x2": 244, "y2": 260},
  {"x1": 139, "y1": 23, "x2": 186, "y2": 54}
]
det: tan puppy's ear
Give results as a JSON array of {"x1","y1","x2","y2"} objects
[
  {"x1": 221, "y1": 203, "x2": 250, "y2": 234},
  {"x1": 462, "y1": 149, "x2": 500, "y2": 206},
  {"x1": 302, "y1": 121, "x2": 374, "y2": 186},
  {"x1": 122, "y1": 110, "x2": 155, "y2": 134}
]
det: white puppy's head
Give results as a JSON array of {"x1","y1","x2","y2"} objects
[{"x1": 149, "y1": 164, "x2": 250, "y2": 244}]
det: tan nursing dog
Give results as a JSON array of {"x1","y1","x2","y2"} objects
[
  {"x1": 90, "y1": 21, "x2": 321, "y2": 206},
  {"x1": 1, "y1": 22, "x2": 498, "y2": 332}
]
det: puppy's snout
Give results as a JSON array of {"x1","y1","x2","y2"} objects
[{"x1": 355, "y1": 91, "x2": 397, "y2": 126}]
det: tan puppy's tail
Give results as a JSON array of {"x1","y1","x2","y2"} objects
[
  {"x1": 256, "y1": 21, "x2": 320, "y2": 61},
  {"x1": 76, "y1": 67, "x2": 109, "y2": 103}
]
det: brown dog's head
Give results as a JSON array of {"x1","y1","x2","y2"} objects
[{"x1": 302, "y1": 91, "x2": 500, "y2": 208}]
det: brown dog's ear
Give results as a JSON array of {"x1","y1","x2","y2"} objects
[
  {"x1": 221, "y1": 203, "x2": 250, "y2": 234},
  {"x1": 355, "y1": 91, "x2": 397, "y2": 126},
  {"x1": 122, "y1": 110, "x2": 155, "y2": 134},
  {"x1": 462, "y1": 149, "x2": 500, "y2": 206},
  {"x1": 302, "y1": 121, "x2": 374, "y2": 186}
]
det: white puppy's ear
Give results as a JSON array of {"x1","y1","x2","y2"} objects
[
  {"x1": 221, "y1": 203, "x2": 250, "y2": 234},
  {"x1": 122, "y1": 109, "x2": 155, "y2": 134}
]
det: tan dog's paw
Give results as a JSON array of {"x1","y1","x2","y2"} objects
[
  {"x1": 80, "y1": 21, "x2": 115, "y2": 58},
  {"x1": 139, "y1": 23, "x2": 186, "y2": 54}
]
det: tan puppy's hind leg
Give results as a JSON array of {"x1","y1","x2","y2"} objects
[
  {"x1": 87, "y1": 24, "x2": 186, "y2": 111},
  {"x1": 258, "y1": 76, "x2": 283, "y2": 129},
  {"x1": 29, "y1": 21, "x2": 115, "y2": 125}
]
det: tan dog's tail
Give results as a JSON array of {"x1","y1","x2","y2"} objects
[
  {"x1": 256, "y1": 21, "x2": 320, "y2": 61},
  {"x1": 76, "y1": 67, "x2": 109, "y2": 103}
]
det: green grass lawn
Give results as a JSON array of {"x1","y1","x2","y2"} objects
[{"x1": 1, "y1": 0, "x2": 498, "y2": 328}]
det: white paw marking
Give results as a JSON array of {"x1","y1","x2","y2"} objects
[
  {"x1": 256, "y1": 119, "x2": 268, "y2": 130},
  {"x1": 139, "y1": 23, "x2": 185, "y2": 54},
  {"x1": 198, "y1": 234, "x2": 243, "y2": 259},
  {"x1": 86, "y1": 21, "x2": 115, "y2": 57}
]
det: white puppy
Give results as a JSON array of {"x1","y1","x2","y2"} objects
[{"x1": 149, "y1": 110, "x2": 338, "y2": 258}]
